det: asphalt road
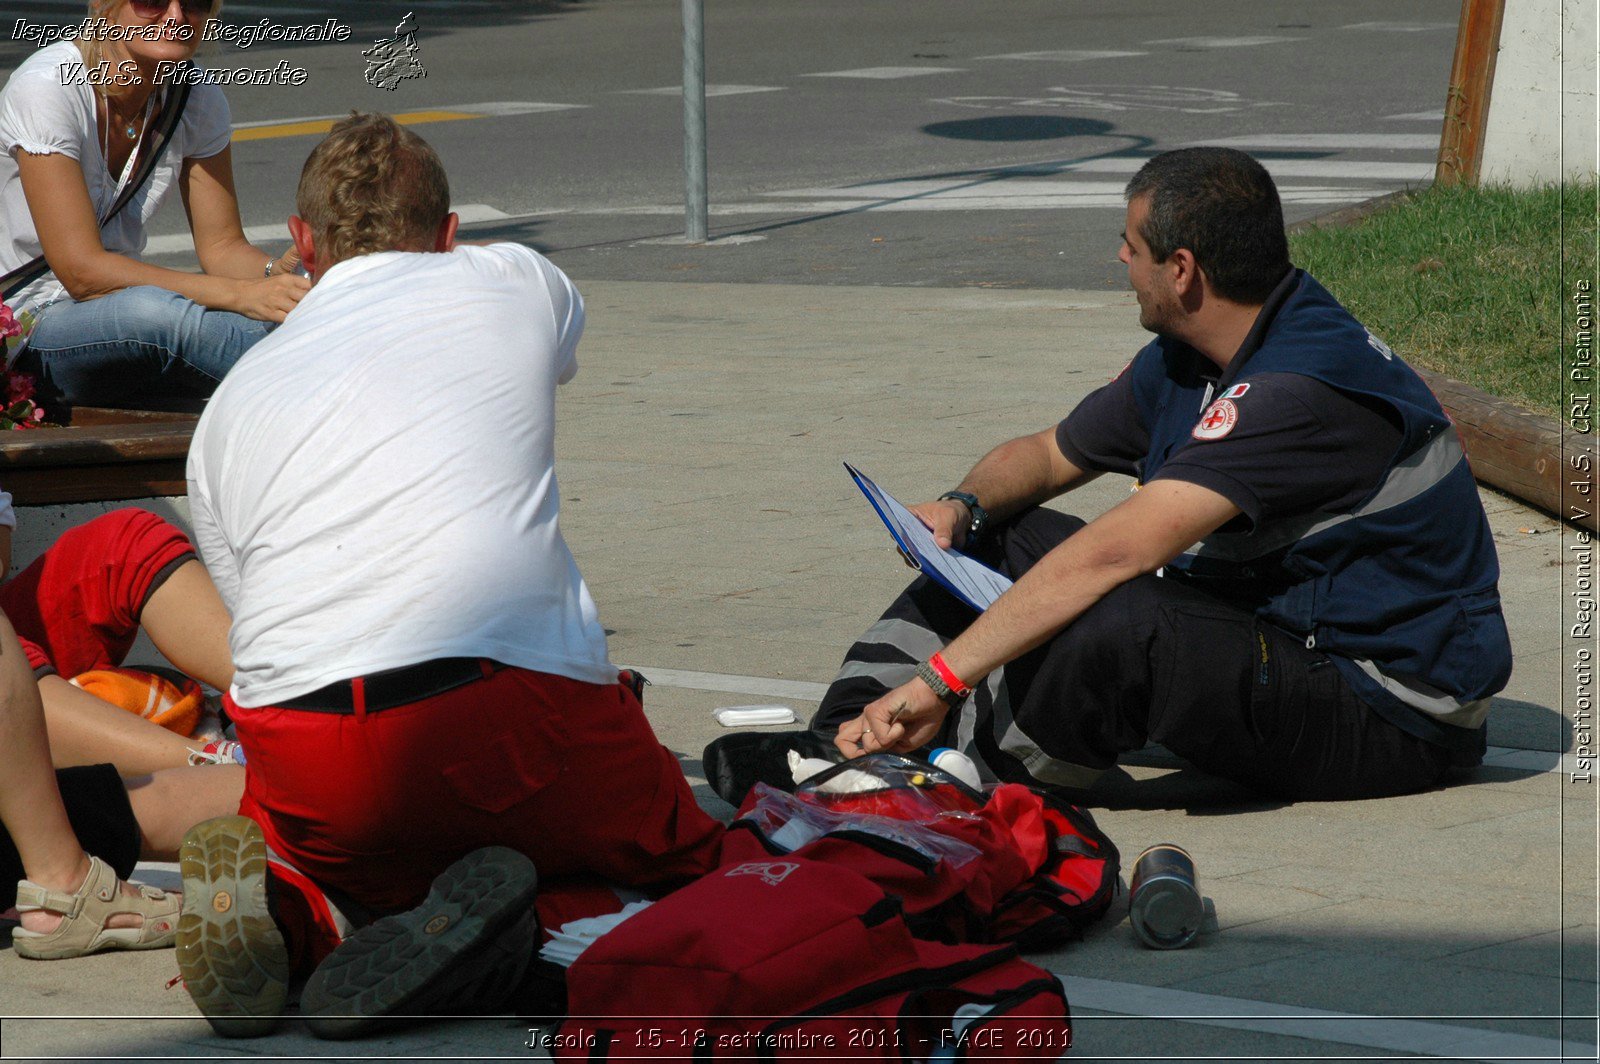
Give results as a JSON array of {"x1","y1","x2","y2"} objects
[{"x1": 6, "y1": 0, "x2": 1461, "y2": 288}]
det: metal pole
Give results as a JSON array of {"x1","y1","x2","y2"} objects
[{"x1": 682, "y1": 0, "x2": 708, "y2": 242}]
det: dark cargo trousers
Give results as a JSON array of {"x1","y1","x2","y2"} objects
[{"x1": 813, "y1": 508, "x2": 1453, "y2": 801}]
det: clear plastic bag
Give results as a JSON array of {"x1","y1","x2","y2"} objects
[{"x1": 744, "y1": 754, "x2": 987, "y2": 867}]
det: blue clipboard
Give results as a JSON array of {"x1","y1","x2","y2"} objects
[{"x1": 845, "y1": 461, "x2": 1013, "y2": 612}]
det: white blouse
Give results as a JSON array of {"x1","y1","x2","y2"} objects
[{"x1": 0, "y1": 41, "x2": 232, "y2": 322}]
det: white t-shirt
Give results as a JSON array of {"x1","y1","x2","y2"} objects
[
  {"x1": 0, "y1": 41, "x2": 232, "y2": 322},
  {"x1": 187, "y1": 244, "x2": 616, "y2": 707}
]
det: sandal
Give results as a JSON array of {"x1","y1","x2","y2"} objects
[{"x1": 12, "y1": 854, "x2": 180, "y2": 959}]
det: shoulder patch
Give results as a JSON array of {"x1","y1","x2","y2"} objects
[
  {"x1": 1220, "y1": 382, "x2": 1251, "y2": 400},
  {"x1": 1192, "y1": 398, "x2": 1239, "y2": 441}
]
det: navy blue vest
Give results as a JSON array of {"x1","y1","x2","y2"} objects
[{"x1": 1126, "y1": 271, "x2": 1511, "y2": 762}]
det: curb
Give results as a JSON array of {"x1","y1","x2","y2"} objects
[{"x1": 1291, "y1": 192, "x2": 1594, "y2": 532}]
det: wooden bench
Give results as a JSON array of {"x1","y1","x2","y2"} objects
[{"x1": 0, "y1": 408, "x2": 197, "y2": 505}]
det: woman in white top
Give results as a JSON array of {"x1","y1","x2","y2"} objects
[{"x1": 0, "y1": 0, "x2": 308, "y2": 409}]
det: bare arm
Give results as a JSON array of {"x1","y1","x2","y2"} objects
[
  {"x1": 912, "y1": 426, "x2": 1099, "y2": 549},
  {"x1": 15, "y1": 149, "x2": 307, "y2": 322},
  {"x1": 179, "y1": 147, "x2": 296, "y2": 280},
  {"x1": 837, "y1": 479, "x2": 1242, "y2": 756}
]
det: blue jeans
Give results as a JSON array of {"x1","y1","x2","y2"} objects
[{"x1": 19, "y1": 286, "x2": 271, "y2": 408}]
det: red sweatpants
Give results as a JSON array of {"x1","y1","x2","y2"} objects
[
  {"x1": 230, "y1": 666, "x2": 725, "y2": 962},
  {"x1": 0, "y1": 509, "x2": 196, "y2": 677}
]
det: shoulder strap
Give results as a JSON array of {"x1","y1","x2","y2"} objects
[{"x1": 1, "y1": 64, "x2": 196, "y2": 302}]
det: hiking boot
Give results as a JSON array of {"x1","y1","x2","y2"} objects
[
  {"x1": 299, "y1": 846, "x2": 539, "y2": 1040},
  {"x1": 702, "y1": 728, "x2": 845, "y2": 806},
  {"x1": 175, "y1": 815, "x2": 290, "y2": 1038}
]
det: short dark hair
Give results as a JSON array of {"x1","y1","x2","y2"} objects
[
  {"x1": 1124, "y1": 147, "x2": 1289, "y2": 304},
  {"x1": 296, "y1": 112, "x2": 450, "y2": 269}
]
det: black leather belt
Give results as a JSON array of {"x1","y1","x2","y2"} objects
[{"x1": 278, "y1": 658, "x2": 501, "y2": 714}]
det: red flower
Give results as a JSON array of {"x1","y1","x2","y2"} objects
[
  {"x1": 0, "y1": 303, "x2": 18, "y2": 342},
  {"x1": 5, "y1": 371, "x2": 36, "y2": 406}
]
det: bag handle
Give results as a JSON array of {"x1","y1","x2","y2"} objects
[{"x1": 1, "y1": 63, "x2": 196, "y2": 302}]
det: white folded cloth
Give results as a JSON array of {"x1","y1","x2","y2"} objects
[{"x1": 537, "y1": 900, "x2": 654, "y2": 968}]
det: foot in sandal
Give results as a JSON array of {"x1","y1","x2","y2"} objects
[{"x1": 13, "y1": 853, "x2": 180, "y2": 959}]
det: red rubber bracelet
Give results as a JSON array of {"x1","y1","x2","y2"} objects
[{"x1": 927, "y1": 651, "x2": 973, "y2": 698}]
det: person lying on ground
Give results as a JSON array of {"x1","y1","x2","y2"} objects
[
  {"x1": 176, "y1": 112, "x2": 724, "y2": 1040},
  {"x1": 1, "y1": 608, "x2": 243, "y2": 960},
  {"x1": 0, "y1": 0, "x2": 308, "y2": 410},
  {"x1": 706, "y1": 147, "x2": 1512, "y2": 806},
  {"x1": 0, "y1": 503, "x2": 241, "y2": 775}
]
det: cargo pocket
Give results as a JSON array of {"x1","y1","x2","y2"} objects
[
  {"x1": 442, "y1": 725, "x2": 566, "y2": 815},
  {"x1": 629, "y1": 744, "x2": 723, "y2": 878}
]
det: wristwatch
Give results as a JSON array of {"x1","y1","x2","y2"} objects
[{"x1": 937, "y1": 490, "x2": 989, "y2": 543}]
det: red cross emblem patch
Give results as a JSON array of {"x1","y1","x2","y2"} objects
[{"x1": 1192, "y1": 398, "x2": 1239, "y2": 440}]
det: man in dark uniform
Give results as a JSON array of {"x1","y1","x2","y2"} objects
[{"x1": 713, "y1": 147, "x2": 1511, "y2": 803}]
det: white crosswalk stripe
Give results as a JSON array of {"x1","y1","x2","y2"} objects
[
  {"x1": 976, "y1": 50, "x2": 1147, "y2": 62},
  {"x1": 802, "y1": 66, "x2": 964, "y2": 79},
  {"x1": 622, "y1": 85, "x2": 784, "y2": 98},
  {"x1": 1144, "y1": 35, "x2": 1304, "y2": 48},
  {"x1": 1203, "y1": 134, "x2": 1439, "y2": 151}
]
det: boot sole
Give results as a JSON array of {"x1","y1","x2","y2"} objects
[
  {"x1": 175, "y1": 816, "x2": 289, "y2": 1039},
  {"x1": 299, "y1": 846, "x2": 538, "y2": 1040}
]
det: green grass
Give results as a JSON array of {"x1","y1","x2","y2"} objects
[{"x1": 1288, "y1": 181, "x2": 1597, "y2": 417}]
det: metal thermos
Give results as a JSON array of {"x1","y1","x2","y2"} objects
[{"x1": 1129, "y1": 843, "x2": 1203, "y2": 950}]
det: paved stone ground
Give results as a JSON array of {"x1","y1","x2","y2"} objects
[{"x1": 0, "y1": 281, "x2": 1593, "y2": 1062}]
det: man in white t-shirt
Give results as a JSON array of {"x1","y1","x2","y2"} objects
[{"x1": 176, "y1": 113, "x2": 723, "y2": 1040}]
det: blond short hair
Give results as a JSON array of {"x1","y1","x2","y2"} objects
[
  {"x1": 295, "y1": 112, "x2": 451, "y2": 270},
  {"x1": 76, "y1": 0, "x2": 224, "y2": 99}
]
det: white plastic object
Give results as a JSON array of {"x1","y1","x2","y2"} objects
[
  {"x1": 787, "y1": 750, "x2": 837, "y2": 785},
  {"x1": 713, "y1": 704, "x2": 798, "y2": 727},
  {"x1": 929, "y1": 747, "x2": 983, "y2": 789}
]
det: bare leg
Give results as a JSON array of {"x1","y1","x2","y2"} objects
[
  {"x1": 0, "y1": 617, "x2": 85, "y2": 891},
  {"x1": 0, "y1": 615, "x2": 152, "y2": 934},
  {"x1": 38, "y1": 674, "x2": 197, "y2": 774},
  {"x1": 123, "y1": 765, "x2": 245, "y2": 860},
  {"x1": 138, "y1": 559, "x2": 234, "y2": 692}
]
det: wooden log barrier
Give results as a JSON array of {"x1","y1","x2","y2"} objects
[
  {"x1": 0, "y1": 408, "x2": 197, "y2": 506},
  {"x1": 1419, "y1": 369, "x2": 1597, "y2": 533}
]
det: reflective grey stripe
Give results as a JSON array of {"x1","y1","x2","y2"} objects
[
  {"x1": 1190, "y1": 429, "x2": 1466, "y2": 563},
  {"x1": 832, "y1": 659, "x2": 917, "y2": 687},
  {"x1": 855, "y1": 617, "x2": 946, "y2": 661},
  {"x1": 990, "y1": 671, "x2": 1106, "y2": 788},
  {"x1": 1352, "y1": 659, "x2": 1493, "y2": 729}
]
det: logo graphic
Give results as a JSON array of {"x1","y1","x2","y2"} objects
[
  {"x1": 1192, "y1": 398, "x2": 1239, "y2": 440},
  {"x1": 725, "y1": 861, "x2": 801, "y2": 886},
  {"x1": 363, "y1": 12, "x2": 425, "y2": 91},
  {"x1": 1220, "y1": 382, "x2": 1251, "y2": 399}
]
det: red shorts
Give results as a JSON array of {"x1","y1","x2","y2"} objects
[
  {"x1": 0, "y1": 509, "x2": 196, "y2": 677},
  {"x1": 230, "y1": 667, "x2": 724, "y2": 926}
]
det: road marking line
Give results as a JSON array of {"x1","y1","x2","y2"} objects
[
  {"x1": 231, "y1": 102, "x2": 585, "y2": 140},
  {"x1": 1145, "y1": 35, "x2": 1304, "y2": 48},
  {"x1": 803, "y1": 66, "x2": 965, "y2": 79},
  {"x1": 142, "y1": 203, "x2": 508, "y2": 256},
  {"x1": 1064, "y1": 977, "x2": 1595, "y2": 1062},
  {"x1": 1057, "y1": 157, "x2": 1433, "y2": 181},
  {"x1": 1203, "y1": 133, "x2": 1440, "y2": 150},
  {"x1": 976, "y1": 49, "x2": 1146, "y2": 62},
  {"x1": 1342, "y1": 21, "x2": 1457, "y2": 32},
  {"x1": 623, "y1": 667, "x2": 827, "y2": 702},
  {"x1": 233, "y1": 110, "x2": 480, "y2": 142},
  {"x1": 622, "y1": 84, "x2": 786, "y2": 98}
]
